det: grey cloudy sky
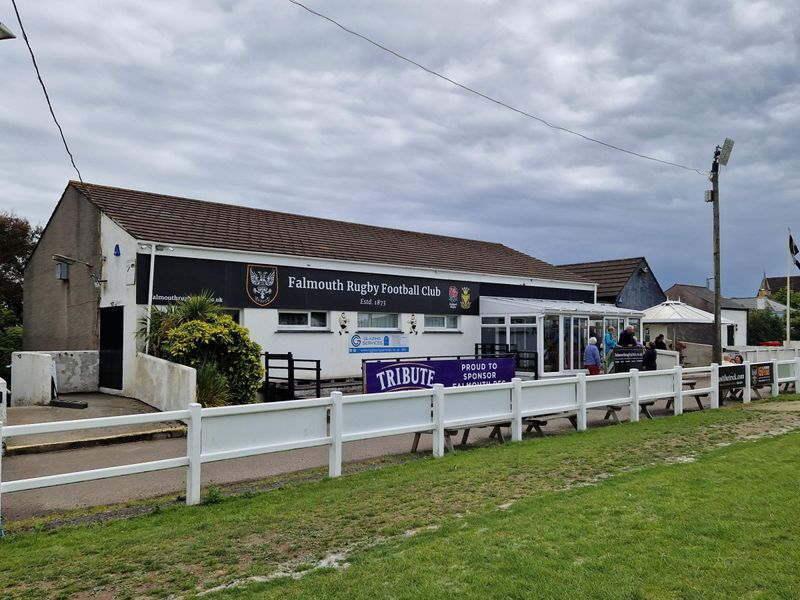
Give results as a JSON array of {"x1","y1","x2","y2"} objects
[{"x1": 2, "y1": 0, "x2": 797, "y2": 297}]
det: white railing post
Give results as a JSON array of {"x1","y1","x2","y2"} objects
[
  {"x1": 629, "y1": 369, "x2": 640, "y2": 423},
  {"x1": 511, "y1": 378, "x2": 522, "y2": 442},
  {"x1": 795, "y1": 357, "x2": 800, "y2": 394},
  {"x1": 329, "y1": 392, "x2": 343, "y2": 477},
  {"x1": 673, "y1": 365, "x2": 683, "y2": 415},
  {"x1": 432, "y1": 384, "x2": 445, "y2": 457},
  {"x1": 576, "y1": 373, "x2": 587, "y2": 431},
  {"x1": 743, "y1": 361, "x2": 752, "y2": 404},
  {"x1": 0, "y1": 417, "x2": 4, "y2": 536},
  {"x1": 0, "y1": 377, "x2": 7, "y2": 426},
  {"x1": 771, "y1": 360, "x2": 780, "y2": 398},
  {"x1": 186, "y1": 403, "x2": 202, "y2": 506},
  {"x1": 710, "y1": 363, "x2": 720, "y2": 409}
]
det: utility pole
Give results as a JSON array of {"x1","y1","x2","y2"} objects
[
  {"x1": 710, "y1": 149, "x2": 722, "y2": 364},
  {"x1": 708, "y1": 138, "x2": 734, "y2": 365}
]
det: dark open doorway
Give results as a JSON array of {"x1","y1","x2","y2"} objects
[{"x1": 99, "y1": 306, "x2": 124, "y2": 389}]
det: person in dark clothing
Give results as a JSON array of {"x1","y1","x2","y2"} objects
[
  {"x1": 642, "y1": 342, "x2": 658, "y2": 371},
  {"x1": 654, "y1": 334, "x2": 667, "y2": 350},
  {"x1": 618, "y1": 326, "x2": 637, "y2": 347}
]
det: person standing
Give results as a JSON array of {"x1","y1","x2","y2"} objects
[
  {"x1": 604, "y1": 326, "x2": 618, "y2": 372},
  {"x1": 618, "y1": 325, "x2": 637, "y2": 347},
  {"x1": 584, "y1": 336, "x2": 602, "y2": 375},
  {"x1": 655, "y1": 334, "x2": 667, "y2": 350},
  {"x1": 642, "y1": 342, "x2": 658, "y2": 371}
]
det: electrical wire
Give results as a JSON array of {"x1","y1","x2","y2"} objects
[
  {"x1": 11, "y1": 0, "x2": 84, "y2": 184},
  {"x1": 288, "y1": 0, "x2": 708, "y2": 176}
]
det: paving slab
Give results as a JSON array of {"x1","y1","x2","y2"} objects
[{"x1": 3, "y1": 393, "x2": 186, "y2": 454}]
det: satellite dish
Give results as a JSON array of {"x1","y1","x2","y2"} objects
[{"x1": 718, "y1": 138, "x2": 735, "y2": 166}]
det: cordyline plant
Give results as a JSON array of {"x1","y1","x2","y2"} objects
[{"x1": 138, "y1": 291, "x2": 263, "y2": 405}]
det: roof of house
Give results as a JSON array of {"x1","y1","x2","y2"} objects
[
  {"x1": 68, "y1": 181, "x2": 587, "y2": 283},
  {"x1": 665, "y1": 283, "x2": 747, "y2": 311},
  {"x1": 557, "y1": 257, "x2": 646, "y2": 299},
  {"x1": 762, "y1": 276, "x2": 800, "y2": 294},
  {"x1": 730, "y1": 296, "x2": 787, "y2": 312}
]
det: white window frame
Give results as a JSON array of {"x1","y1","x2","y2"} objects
[
  {"x1": 357, "y1": 312, "x2": 401, "y2": 331},
  {"x1": 277, "y1": 310, "x2": 329, "y2": 331},
  {"x1": 424, "y1": 314, "x2": 460, "y2": 331}
]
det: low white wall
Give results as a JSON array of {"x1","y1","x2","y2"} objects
[
  {"x1": 10, "y1": 352, "x2": 53, "y2": 406},
  {"x1": 656, "y1": 350, "x2": 680, "y2": 369},
  {"x1": 45, "y1": 351, "x2": 99, "y2": 393},
  {"x1": 134, "y1": 352, "x2": 196, "y2": 411},
  {"x1": 1, "y1": 377, "x2": 8, "y2": 424},
  {"x1": 683, "y1": 342, "x2": 711, "y2": 367}
]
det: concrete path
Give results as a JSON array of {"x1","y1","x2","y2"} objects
[
  {"x1": 4, "y1": 393, "x2": 185, "y2": 453},
  {"x1": 0, "y1": 394, "x2": 713, "y2": 522}
]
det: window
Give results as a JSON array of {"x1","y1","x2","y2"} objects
[
  {"x1": 481, "y1": 316, "x2": 507, "y2": 348},
  {"x1": 278, "y1": 311, "x2": 328, "y2": 329},
  {"x1": 357, "y1": 312, "x2": 399, "y2": 330},
  {"x1": 424, "y1": 315, "x2": 459, "y2": 330},
  {"x1": 221, "y1": 309, "x2": 240, "y2": 324}
]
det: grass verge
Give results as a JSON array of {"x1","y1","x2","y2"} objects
[{"x1": 0, "y1": 398, "x2": 798, "y2": 599}]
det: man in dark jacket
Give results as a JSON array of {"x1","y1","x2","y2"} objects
[{"x1": 618, "y1": 326, "x2": 637, "y2": 347}]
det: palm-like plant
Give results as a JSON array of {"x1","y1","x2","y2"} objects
[{"x1": 138, "y1": 290, "x2": 222, "y2": 356}]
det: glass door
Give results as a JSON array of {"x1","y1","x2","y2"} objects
[
  {"x1": 571, "y1": 317, "x2": 588, "y2": 371},
  {"x1": 509, "y1": 316, "x2": 537, "y2": 371},
  {"x1": 561, "y1": 316, "x2": 589, "y2": 371},
  {"x1": 543, "y1": 315, "x2": 560, "y2": 373}
]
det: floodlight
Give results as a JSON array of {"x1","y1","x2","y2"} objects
[
  {"x1": 0, "y1": 22, "x2": 15, "y2": 40},
  {"x1": 718, "y1": 138, "x2": 735, "y2": 166}
]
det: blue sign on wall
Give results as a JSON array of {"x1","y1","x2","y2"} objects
[
  {"x1": 349, "y1": 334, "x2": 410, "y2": 354},
  {"x1": 364, "y1": 357, "x2": 516, "y2": 393}
]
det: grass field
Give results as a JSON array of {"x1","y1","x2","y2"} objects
[{"x1": 1, "y1": 398, "x2": 799, "y2": 599}]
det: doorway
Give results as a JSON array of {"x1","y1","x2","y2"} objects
[{"x1": 99, "y1": 306, "x2": 124, "y2": 390}]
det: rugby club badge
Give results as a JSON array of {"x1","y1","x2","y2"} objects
[{"x1": 246, "y1": 265, "x2": 279, "y2": 307}]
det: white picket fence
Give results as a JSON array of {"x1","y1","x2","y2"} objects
[{"x1": 1, "y1": 358, "x2": 798, "y2": 517}]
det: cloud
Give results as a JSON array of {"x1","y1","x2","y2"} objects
[{"x1": 1, "y1": 0, "x2": 797, "y2": 297}]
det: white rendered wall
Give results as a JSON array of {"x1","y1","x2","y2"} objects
[
  {"x1": 99, "y1": 215, "x2": 141, "y2": 396},
  {"x1": 722, "y1": 309, "x2": 748, "y2": 347},
  {"x1": 10, "y1": 352, "x2": 52, "y2": 405},
  {"x1": 134, "y1": 353, "x2": 196, "y2": 410},
  {"x1": 242, "y1": 310, "x2": 481, "y2": 379}
]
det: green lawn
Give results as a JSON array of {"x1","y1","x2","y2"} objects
[{"x1": 1, "y1": 398, "x2": 799, "y2": 599}]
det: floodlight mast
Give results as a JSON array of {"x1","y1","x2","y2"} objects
[
  {"x1": 710, "y1": 138, "x2": 734, "y2": 365},
  {"x1": 0, "y1": 22, "x2": 15, "y2": 40}
]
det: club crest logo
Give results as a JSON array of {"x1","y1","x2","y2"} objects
[
  {"x1": 459, "y1": 287, "x2": 471, "y2": 310},
  {"x1": 448, "y1": 285, "x2": 458, "y2": 309},
  {"x1": 246, "y1": 265, "x2": 278, "y2": 307}
]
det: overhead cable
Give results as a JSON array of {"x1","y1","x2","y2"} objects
[
  {"x1": 12, "y1": 0, "x2": 84, "y2": 183},
  {"x1": 288, "y1": 0, "x2": 707, "y2": 176}
]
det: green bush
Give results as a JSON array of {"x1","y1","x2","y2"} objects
[
  {"x1": 747, "y1": 309, "x2": 785, "y2": 345},
  {"x1": 195, "y1": 362, "x2": 231, "y2": 408},
  {"x1": 160, "y1": 314, "x2": 263, "y2": 404},
  {"x1": 0, "y1": 306, "x2": 22, "y2": 386}
]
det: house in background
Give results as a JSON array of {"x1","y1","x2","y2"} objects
[
  {"x1": 759, "y1": 275, "x2": 800, "y2": 296},
  {"x1": 558, "y1": 257, "x2": 666, "y2": 311},
  {"x1": 730, "y1": 296, "x2": 787, "y2": 318},
  {"x1": 665, "y1": 283, "x2": 748, "y2": 346}
]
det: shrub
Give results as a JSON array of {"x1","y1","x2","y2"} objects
[
  {"x1": 747, "y1": 309, "x2": 785, "y2": 345},
  {"x1": 195, "y1": 362, "x2": 231, "y2": 408},
  {"x1": 160, "y1": 314, "x2": 263, "y2": 404}
]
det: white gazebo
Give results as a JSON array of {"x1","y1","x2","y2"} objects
[{"x1": 642, "y1": 300, "x2": 734, "y2": 350}]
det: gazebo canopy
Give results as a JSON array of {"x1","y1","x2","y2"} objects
[{"x1": 642, "y1": 300, "x2": 734, "y2": 324}]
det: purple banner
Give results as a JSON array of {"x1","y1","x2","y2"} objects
[{"x1": 364, "y1": 357, "x2": 516, "y2": 393}]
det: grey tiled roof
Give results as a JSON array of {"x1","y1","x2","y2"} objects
[{"x1": 70, "y1": 181, "x2": 588, "y2": 283}]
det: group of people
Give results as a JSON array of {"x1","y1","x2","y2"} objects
[{"x1": 584, "y1": 325, "x2": 668, "y2": 376}]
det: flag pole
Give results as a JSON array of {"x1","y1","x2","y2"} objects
[{"x1": 788, "y1": 226, "x2": 792, "y2": 344}]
